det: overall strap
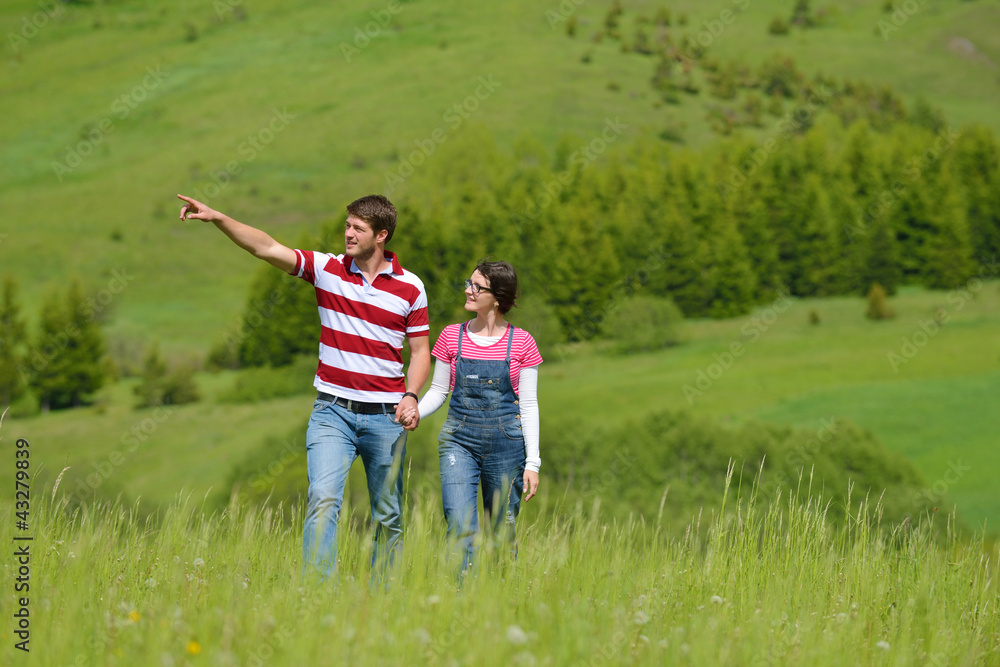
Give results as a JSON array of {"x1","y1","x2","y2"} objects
[
  {"x1": 457, "y1": 322, "x2": 466, "y2": 359},
  {"x1": 504, "y1": 324, "x2": 513, "y2": 367}
]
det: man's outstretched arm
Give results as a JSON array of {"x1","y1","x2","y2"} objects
[{"x1": 178, "y1": 194, "x2": 297, "y2": 274}]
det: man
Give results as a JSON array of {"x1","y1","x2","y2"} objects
[{"x1": 177, "y1": 193, "x2": 430, "y2": 581}]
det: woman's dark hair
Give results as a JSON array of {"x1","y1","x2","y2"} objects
[{"x1": 475, "y1": 259, "x2": 520, "y2": 315}]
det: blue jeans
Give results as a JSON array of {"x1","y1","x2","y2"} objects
[
  {"x1": 302, "y1": 398, "x2": 407, "y2": 582},
  {"x1": 439, "y1": 416, "x2": 525, "y2": 573}
]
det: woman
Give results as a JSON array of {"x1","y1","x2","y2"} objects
[{"x1": 407, "y1": 260, "x2": 542, "y2": 573}]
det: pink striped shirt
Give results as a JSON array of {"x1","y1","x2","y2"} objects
[
  {"x1": 431, "y1": 322, "x2": 543, "y2": 395},
  {"x1": 293, "y1": 249, "x2": 429, "y2": 402}
]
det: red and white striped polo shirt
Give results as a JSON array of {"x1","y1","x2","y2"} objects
[
  {"x1": 292, "y1": 249, "x2": 429, "y2": 403},
  {"x1": 431, "y1": 322, "x2": 543, "y2": 395}
]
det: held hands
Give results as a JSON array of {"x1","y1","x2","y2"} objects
[
  {"x1": 177, "y1": 194, "x2": 220, "y2": 223},
  {"x1": 522, "y1": 470, "x2": 539, "y2": 502},
  {"x1": 395, "y1": 396, "x2": 420, "y2": 431}
]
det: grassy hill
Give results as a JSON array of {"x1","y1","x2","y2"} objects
[{"x1": 2, "y1": 0, "x2": 999, "y2": 357}]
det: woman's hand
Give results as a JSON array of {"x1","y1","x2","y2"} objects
[{"x1": 522, "y1": 470, "x2": 539, "y2": 501}]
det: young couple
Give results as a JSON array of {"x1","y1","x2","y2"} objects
[{"x1": 177, "y1": 193, "x2": 542, "y2": 580}]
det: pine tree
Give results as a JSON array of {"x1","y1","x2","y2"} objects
[
  {"x1": 952, "y1": 125, "x2": 1000, "y2": 263},
  {"x1": 922, "y1": 169, "x2": 974, "y2": 289},
  {"x1": 861, "y1": 216, "x2": 901, "y2": 295},
  {"x1": 64, "y1": 280, "x2": 108, "y2": 406},
  {"x1": 238, "y1": 232, "x2": 319, "y2": 368},
  {"x1": 29, "y1": 281, "x2": 107, "y2": 410},
  {"x1": 705, "y1": 214, "x2": 757, "y2": 317},
  {"x1": 865, "y1": 282, "x2": 895, "y2": 320},
  {"x1": 0, "y1": 276, "x2": 27, "y2": 407},
  {"x1": 134, "y1": 342, "x2": 168, "y2": 408},
  {"x1": 785, "y1": 173, "x2": 838, "y2": 296}
]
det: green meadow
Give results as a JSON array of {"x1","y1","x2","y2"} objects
[
  {"x1": 0, "y1": 472, "x2": 996, "y2": 666},
  {"x1": 3, "y1": 0, "x2": 1000, "y2": 662}
]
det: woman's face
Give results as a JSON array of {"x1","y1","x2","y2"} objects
[{"x1": 464, "y1": 270, "x2": 495, "y2": 314}]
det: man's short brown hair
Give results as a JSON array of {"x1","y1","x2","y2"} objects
[{"x1": 346, "y1": 195, "x2": 397, "y2": 244}]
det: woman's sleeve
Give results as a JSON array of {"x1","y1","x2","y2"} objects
[
  {"x1": 518, "y1": 365, "x2": 541, "y2": 472},
  {"x1": 416, "y1": 359, "x2": 450, "y2": 419}
]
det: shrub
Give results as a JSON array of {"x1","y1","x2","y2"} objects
[
  {"x1": 866, "y1": 282, "x2": 895, "y2": 320},
  {"x1": 603, "y1": 295, "x2": 684, "y2": 354},
  {"x1": 135, "y1": 343, "x2": 201, "y2": 408},
  {"x1": 768, "y1": 17, "x2": 790, "y2": 35},
  {"x1": 218, "y1": 355, "x2": 318, "y2": 404},
  {"x1": 545, "y1": 408, "x2": 936, "y2": 532}
]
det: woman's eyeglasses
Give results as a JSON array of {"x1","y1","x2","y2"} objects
[{"x1": 464, "y1": 278, "x2": 493, "y2": 295}]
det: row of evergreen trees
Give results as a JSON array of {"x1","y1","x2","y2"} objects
[{"x1": 217, "y1": 114, "x2": 999, "y2": 367}]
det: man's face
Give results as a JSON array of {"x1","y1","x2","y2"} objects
[{"x1": 344, "y1": 215, "x2": 383, "y2": 260}]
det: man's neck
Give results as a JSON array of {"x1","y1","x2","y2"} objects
[{"x1": 352, "y1": 248, "x2": 389, "y2": 282}]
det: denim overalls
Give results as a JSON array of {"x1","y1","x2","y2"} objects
[{"x1": 438, "y1": 322, "x2": 525, "y2": 572}]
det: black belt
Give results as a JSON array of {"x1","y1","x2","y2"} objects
[{"x1": 317, "y1": 392, "x2": 396, "y2": 415}]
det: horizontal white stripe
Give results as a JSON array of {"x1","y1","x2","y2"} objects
[
  {"x1": 322, "y1": 278, "x2": 413, "y2": 315},
  {"x1": 318, "y1": 344, "x2": 403, "y2": 378},
  {"x1": 313, "y1": 378, "x2": 403, "y2": 404},
  {"x1": 320, "y1": 310, "x2": 405, "y2": 347}
]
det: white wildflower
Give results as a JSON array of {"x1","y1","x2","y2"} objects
[{"x1": 506, "y1": 625, "x2": 529, "y2": 645}]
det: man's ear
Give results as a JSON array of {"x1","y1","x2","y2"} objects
[{"x1": 376, "y1": 229, "x2": 389, "y2": 245}]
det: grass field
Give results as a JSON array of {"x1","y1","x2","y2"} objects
[
  {"x1": 3, "y1": 1, "x2": 1000, "y2": 662},
  {"x1": 0, "y1": 469, "x2": 996, "y2": 666}
]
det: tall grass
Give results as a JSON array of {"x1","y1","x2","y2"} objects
[{"x1": 1, "y1": 467, "x2": 997, "y2": 666}]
